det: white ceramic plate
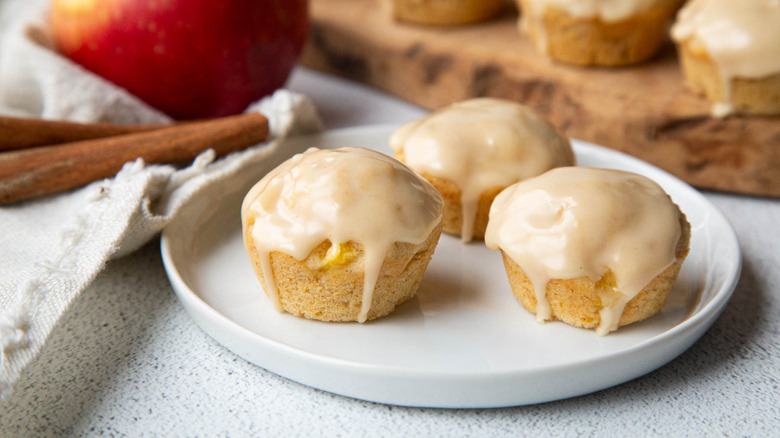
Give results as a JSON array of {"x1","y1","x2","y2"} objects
[{"x1": 161, "y1": 124, "x2": 740, "y2": 408}]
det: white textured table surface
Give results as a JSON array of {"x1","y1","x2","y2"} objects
[{"x1": 1, "y1": 68, "x2": 779, "y2": 437}]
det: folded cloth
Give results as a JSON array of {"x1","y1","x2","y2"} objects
[{"x1": 0, "y1": 3, "x2": 322, "y2": 400}]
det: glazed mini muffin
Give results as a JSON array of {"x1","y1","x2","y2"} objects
[
  {"x1": 485, "y1": 167, "x2": 691, "y2": 335},
  {"x1": 385, "y1": 0, "x2": 505, "y2": 26},
  {"x1": 670, "y1": 0, "x2": 780, "y2": 117},
  {"x1": 517, "y1": 0, "x2": 684, "y2": 66},
  {"x1": 389, "y1": 98, "x2": 574, "y2": 242},
  {"x1": 241, "y1": 147, "x2": 444, "y2": 323}
]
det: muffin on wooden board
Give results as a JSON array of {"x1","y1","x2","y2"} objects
[
  {"x1": 390, "y1": 98, "x2": 573, "y2": 242},
  {"x1": 485, "y1": 167, "x2": 691, "y2": 335},
  {"x1": 517, "y1": 0, "x2": 684, "y2": 66},
  {"x1": 671, "y1": 0, "x2": 780, "y2": 117},
  {"x1": 241, "y1": 147, "x2": 444, "y2": 323}
]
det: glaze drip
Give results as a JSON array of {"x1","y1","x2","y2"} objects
[
  {"x1": 241, "y1": 147, "x2": 443, "y2": 322},
  {"x1": 485, "y1": 167, "x2": 683, "y2": 335}
]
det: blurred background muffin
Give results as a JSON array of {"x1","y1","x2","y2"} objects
[
  {"x1": 516, "y1": 0, "x2": 684, "y2": 66},
  {"x1": 671, "y1": 0, "x2": 780, "y2": 117}
]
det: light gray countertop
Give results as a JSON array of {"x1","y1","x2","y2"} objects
[{"x1": 1, "y1": 68, "x2": 778, "y2": 437}]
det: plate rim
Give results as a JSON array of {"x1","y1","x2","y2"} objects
[{"x1": 160, "y1": 123, "x2": 741, "y2": 406}]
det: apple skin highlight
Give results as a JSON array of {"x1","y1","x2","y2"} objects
[{"x1": 50, "y1": 0, "x2": 309, "y2": 119}]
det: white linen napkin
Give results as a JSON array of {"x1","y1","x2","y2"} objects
[{"x1": 0, "y1": 3, "x2": 322, "y2": 400}]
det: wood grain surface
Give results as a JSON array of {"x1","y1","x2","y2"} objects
[{"x1": 300, "y1": 0, "x2": 780, "y2": 197}]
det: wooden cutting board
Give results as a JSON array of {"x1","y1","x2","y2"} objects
[{"x1": 300, "y1": 0, "x2": 780, "y2": 197}]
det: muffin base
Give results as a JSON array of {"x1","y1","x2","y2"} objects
[
  {"x1": 421, "y1": 172, "x2": 503, "y2": 241},
  {"x1": 501, "y1": 254, "x2": 685, "y2": 329},
  {"x1": 519, "y1": 0, "x2": 682, "y2": 66},
  {"x1": 244, "y1": 221, "x2": 442, "y2": 322},
  {"x1": 677, "y1": 42, "x2": 780, "y2": 116},
  {"x1": 500, "y1": 212, "x2": 691, "y2": 332}
]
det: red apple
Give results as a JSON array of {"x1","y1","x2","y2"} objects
[{"x1": 50, "y1": 0, "x2": 308, "y2": 119}]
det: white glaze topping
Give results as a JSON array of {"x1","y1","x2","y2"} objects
[
  {"x1": 671, "y1": 0, "x2": 780, "y2": 116},
  {"x1": 241, "y1": 147, "x2": 443, "y2": 323},
  {"x1": 485, "y1": 167, "x2": 683, "y2": 335},
  {"x1": 389, "y1": 98, "x2": 573, "y2": 242}
]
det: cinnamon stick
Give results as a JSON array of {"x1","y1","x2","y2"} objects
[
  {"x1": 0, "y1": 116, "x2": 165, "y2": 151},
  {"x1": 0, "y1": 112, "x2": 268, "y2": 205}
]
